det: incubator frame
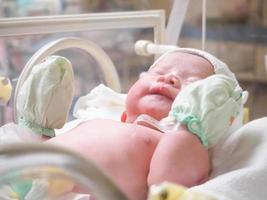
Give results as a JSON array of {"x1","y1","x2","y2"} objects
[
  {"x1": 0, "y1": 10, "x2": 166, "y2": 122},
  {"x1": 0, "y1": 143, "x2": 128, "y2": 200},
  {"x1": 0, "y1": 10, "x2": 165, "y2": 44}
]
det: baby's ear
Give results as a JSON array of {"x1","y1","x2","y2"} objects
[{"x1": 121, "y1": 111, "x2": 127, "y2": 122}]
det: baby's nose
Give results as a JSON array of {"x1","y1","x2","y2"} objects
[{"x1": 165, "y1": 74, "x2": 180, "y2": 88}]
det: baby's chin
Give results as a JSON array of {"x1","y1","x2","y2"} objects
[
  {"x1": 139, "y1": 96, "x2": 172, "y2": 120},
  {"x1": 142, "y1": 94, "x2": 173, "y2": 105}
]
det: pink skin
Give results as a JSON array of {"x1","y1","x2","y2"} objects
[
  {"x1": 48, "y1": 52, "x2": 214, "y2": 200},
  {"x1": 48, "y1": 119, "x2": 161, "y2": 200}
]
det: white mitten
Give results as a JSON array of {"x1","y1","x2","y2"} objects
[
  {"x1": 165, "y1": 74, "x2": 243, "y2": 148},
  {"x1": 16, "y1": 56, "x2": 74, "y2": 137}
]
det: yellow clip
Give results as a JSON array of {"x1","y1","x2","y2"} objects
[
  {"x1": 243, "y1": 107, "x2": 250, "y2": 124},
  {"x1": 0, "y1": 77, "x2": 12, "y2": 105},
  {"x1": 147, "y1": 182, "x2": 216, "y2": 200}
]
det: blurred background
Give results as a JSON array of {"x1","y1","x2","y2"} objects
[{"x1": 0, "y1": 0, "x2": 267, "y2": 125}]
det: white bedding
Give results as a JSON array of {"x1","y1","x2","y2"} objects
[
  {"x1": 55, "y1": 84, "x2": 126, "y2": 135},
  {"x1": 190, "y1": 117, "x2": 267, "y2": 200}
]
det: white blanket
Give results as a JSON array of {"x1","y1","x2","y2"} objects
[
  {"x1": 56, "y1": 84, "x2": 126, "y2": 135},
  {"x1": 73, "y1": 84, "x2": 126, "y2": 121},
  {"x1": 190, "y1": 117, "x2": 267, "y2": 200}
]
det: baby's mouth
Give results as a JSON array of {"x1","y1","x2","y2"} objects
[{"x1": 149, "y1": 84, "x2": 177, "y2": 100}]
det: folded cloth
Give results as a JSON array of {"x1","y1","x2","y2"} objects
[
  {"x1": 73, "y1": 84, "x2": 126, "y2": 121},
  {"x1": 55, "y1": 84, "x2": 126, "y2": 135},
  {"x1": 16, "y1": 56, "x2": 75, "y2": 137}
]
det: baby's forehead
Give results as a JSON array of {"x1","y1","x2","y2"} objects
[
  {"x1": 150, "y1": 52, "x2": 214, "y2": 75},
  {"x1": 157, "y1": 52, "x2": 211, "y2": 66}
]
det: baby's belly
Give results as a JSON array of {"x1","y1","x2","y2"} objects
[{"x1": 48, "y1": 119, "x2": 161, "y2": 200}]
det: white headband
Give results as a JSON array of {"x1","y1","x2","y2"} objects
[{"x1": 149, "y1": 48, "x2": 238, "y2": 84}]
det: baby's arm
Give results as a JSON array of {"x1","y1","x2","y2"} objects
[
  {"x1": 148, "y1": 74, "x2": 243, "y2": 187},
  {"x1": 148, "y1": 126, "x2": 210, "y2": 187}
]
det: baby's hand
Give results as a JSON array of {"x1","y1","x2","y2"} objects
[
  {"x1": 16, "y1": 56, "x2": 74, "y2": 137},
  {"x1": 167, "y1": 74, "x2": 243, "y2": 148}
]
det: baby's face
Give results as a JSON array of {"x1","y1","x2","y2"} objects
[{"x1": 125, "y1": 52, "x2": 214, "y2": 122}]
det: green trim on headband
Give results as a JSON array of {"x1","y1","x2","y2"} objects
[
  {"x1": 18, "y1": 117, "x2": 55, "y2": 137},
  {"x1": 172, "y1": 110, "x2": 209, "y2": 148}
]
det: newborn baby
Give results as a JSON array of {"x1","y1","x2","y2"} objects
[
  {"x1": 46, "y1": 49, "x2": 244, "y2": 200},
  {"x1": 3, "y1": 48, "x2": 244, "y2": 200}
]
